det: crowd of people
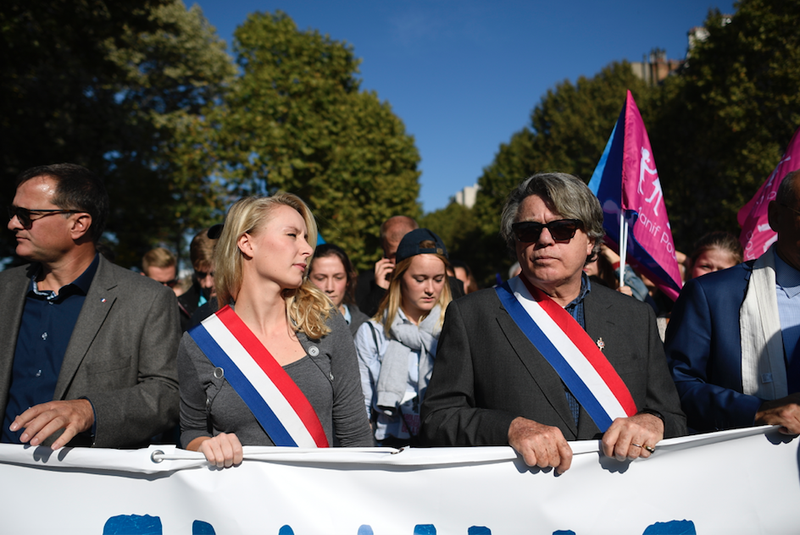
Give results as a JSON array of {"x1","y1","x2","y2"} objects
[{"x1": 2, "y1": 163, "x2": 798, "y2": 474}]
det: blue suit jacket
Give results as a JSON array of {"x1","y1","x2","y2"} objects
[{"x1": 665, "y1": 261, "x2": 767, "y2": 432}]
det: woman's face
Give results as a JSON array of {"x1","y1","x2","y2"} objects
[
  {"x1": 400, "y1": 254, "x2": 446, "y2": 323},
  {"x1": 239, "y1": 204, "x2": 313, "y2": 291},
  {"x1": 691, "y1": 247, "x2": 738, "y2": 279},
  {"x1": 309, "y1": 255, "x2": 348, "y2": 308}
]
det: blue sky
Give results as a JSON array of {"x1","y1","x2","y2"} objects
[{"x1": 191, "y1": 0, "x2": 736, "y2": 213}]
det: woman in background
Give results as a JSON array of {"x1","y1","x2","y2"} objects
[
  {"x1": 308, "y1": 243, "x2": 370, "y2": 337},
  {"x1": 689, "y1": 231, "x2": 743, "y2": 279},
  {"x1": 355, "y1": 229, "x2": 452, "y2": 447}
]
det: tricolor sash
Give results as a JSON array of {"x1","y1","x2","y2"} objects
[
  {"x1": 188, "y1": 305, "x2": 329, "y2": 448},
  {"x1": 495, "y1": 276, "x2": 637, "y2": 431}
]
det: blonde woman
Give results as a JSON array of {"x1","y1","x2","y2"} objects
[
  {"x1": 355, "y1": 229, "x2": 452, "y2": 447},
  {"x1": 178, "y1": 194, "x2": 373, "y2": 468}
]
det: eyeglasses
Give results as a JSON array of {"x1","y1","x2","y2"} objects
[
  {"x1": 780, "y1": 204, "x2": 800, "y2": 217},
  {"x1": 8, "y1": 206, "x2": 81, "y2": 230},
  {"x1": 512, "y1": 219, "x2": 583, "y2": 243}
]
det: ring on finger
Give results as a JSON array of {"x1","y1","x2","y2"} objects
[
  {"x1": 644, "y1": 445, "x2": 656, "y2": 453},
  {"x1": 631, "y1": 443, "x2": 642, "y2": 448}
]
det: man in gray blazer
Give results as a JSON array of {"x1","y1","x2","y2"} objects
[
  {"x1": 420, "y1": 173, "x2": 685, "y2": 474},
  {"x1": 1, "y1": 164, "x2": 180, "y2": 449}
]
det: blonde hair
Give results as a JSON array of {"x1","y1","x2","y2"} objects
[
  {"x1": 214, "y1": 193, "x2": 332, "y2": 338},
  {"x1": 373, "y1": 246, "x2": 452, "y2": 336},
  {"x1": 142, "y1": 247, "x2": 176, "y2": 275}
]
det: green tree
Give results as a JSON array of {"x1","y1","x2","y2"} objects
[
  {"x1": 652, "y1": 0, "x2": 800, "y2": 252},
  {"x1": 0, "y1": 0, "x2": 235, "y2": 267},
  {"x1": 467, "y1": 61, "x2": 654, "y2": 283},
  {"x1": 208, "y1": 11, "x2": 421, "y2": 271}
]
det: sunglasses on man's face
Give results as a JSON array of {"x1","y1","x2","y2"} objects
[
  {"x1": 512, "y1": 219, "x2": 583, "y2": 243},
  {"x1": 8, "y1": 206, "x2": 81, "y2": 230}
]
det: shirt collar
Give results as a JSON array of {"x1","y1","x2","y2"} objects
[
  {"x1": 774, "y1": 251, "x2": 800, "y2": 299},
  {"x1": 30, "y1": 253, "x2": 100, "y2": 298},
  {"x1": 565, "y1": 272, "x2": 592, "y2": 309}
]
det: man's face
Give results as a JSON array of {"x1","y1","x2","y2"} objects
[
  {"x1": 382, "y1": 236, "x2": 402, "y2": 264},
  {"x1": 770, "y1": 195, "x2": 800, "y2": 272},
  {"x1": 146, "y1": 265, "x2": 178, "y2": 287},
  {"x1": 8, "y1": 176, "x2": 76, "y2": 263},
  {"x1": 194, "y1": 264, "x2": 215, "y2": 290},
  {"x1": 514, "y1": 194, "x2": 594, "y2": 295}
]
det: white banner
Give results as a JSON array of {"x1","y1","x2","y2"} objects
[{"x1": 0, "y1": 426, "x2": 797, "y2": 534}]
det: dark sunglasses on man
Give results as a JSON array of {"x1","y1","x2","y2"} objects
[
  {"x1": 8, "y1": 205, "x2": 82, "y2": 230},
  {"x1": 512, "y1": 219, "x2": 583, "y2": 243}
]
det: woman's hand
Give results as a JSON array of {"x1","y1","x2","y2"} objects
[{"x1": 188, "y1": 433, "x2": 244, "y2": 468}]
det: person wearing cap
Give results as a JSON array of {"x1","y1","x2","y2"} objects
[
  {"x1": 420, "y1": 173, "x2": 685, "y2": 473},
  {"x1": 354, "y1": 228, "x2": 453, "y2": 447}
]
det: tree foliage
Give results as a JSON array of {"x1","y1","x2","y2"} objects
[
  {"x1": 652, "y1": 0, "x2": 800, "y2": 251},
  {"x1": 462, "y1": 61, "x2": 654, "y2": 284},
  {"x1": 0, "y1": 0, "x2": 235, "y2": 267},
  {"x1": 207, "y1": 12, "x2": 421, "y2": 271}
]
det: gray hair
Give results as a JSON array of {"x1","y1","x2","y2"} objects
[{"x1": 500, "y1": 172, "x2": 604, "y2": 262}]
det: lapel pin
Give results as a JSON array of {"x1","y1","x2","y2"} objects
[
  {"x1": 596, "y1": 338, "x2": 605, "y2": 351},
  {"x1": 101, "y1": 298, "x2": 107, "y2": 303}
]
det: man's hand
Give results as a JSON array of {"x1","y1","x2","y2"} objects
[
  {"x1": 755, "y1": 394, "x2": 800, "y2": 434},
  {"x1": 373, "y1": 258, "x2": 395, "y2": 290},
  {"x1": 9, "y1": 399, "x2": 94, "y2": 450},
  {"x1": 602, "y1": 412, "x2": 664, "y2": 461},
  {"x1": 508, "y1": 416, "x2": 573, "y2": 474},
  {"x1": 189, "y1": 433, "x2": 244, "y2": 469}
]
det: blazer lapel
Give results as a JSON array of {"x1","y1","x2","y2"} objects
[
  {"x1": 53, "y1": 256, "x2": 118, "y2": 400},
  {"x1": 495, "y1": 298, "x2": 579, "y2": 436}
]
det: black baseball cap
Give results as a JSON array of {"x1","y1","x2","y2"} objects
[{"x1": 395, "y1": 228, "x2": 448, "y2": 264}]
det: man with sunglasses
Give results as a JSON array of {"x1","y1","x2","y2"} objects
[
  {"x1": 666, "y1": 170, "x2": 800, "y2": 435},
  {"x1": 421, "y1": 172, "x2": 685, "y2": 474},
  {"x1": 142, "y1": 247, "x2": 180, "y2": 294},
  {"x1": 0, "y1": 164, "x2": 180, "y2": 450}
]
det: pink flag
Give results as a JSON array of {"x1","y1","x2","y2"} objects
[
  {"x1": 738, "y1": 127, "x2": 800, "y2": 260},
  {"x1": 589, "y1": 91, "x2": 682, "y2": 300}
]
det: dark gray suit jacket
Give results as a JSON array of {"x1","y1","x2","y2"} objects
[
  {"x1": 420, "y1": 284, "x2": 686, "y2": 446},
  {"x1": 0, "y1": 255, "x2": 180, "y2": 447}
]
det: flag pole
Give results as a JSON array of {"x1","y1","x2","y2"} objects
[{"x1": 619, "y1": 211, "x2": 627, "y2": 285}]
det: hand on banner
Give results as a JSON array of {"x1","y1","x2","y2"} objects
[
  {"x1": 10, "y1": 399, "x2": 94, "y2": 450},
  {"x1": 508, "y1": 417, "x2": 573, "y2": 474},
  {"x1": 374, "y1": 258, "x2": 394, "y2": 290},
  {"x1": 190, "y1": 433, "x2": 244, "y2": 468},
  {"x1": 601, "y1": 413, "x2": 664, "y2": 462},
  {"x1": 755, "y1": 394, "x2": 800, "y2": 435}
]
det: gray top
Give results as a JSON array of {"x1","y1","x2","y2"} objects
[{"x1": 178, "y1": 310, "x2": 374, "y2": 448}]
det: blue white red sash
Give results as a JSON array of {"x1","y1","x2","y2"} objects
[
  {"x1": 188, "y1": 305, "x2": 329, "y2": 448},
  {"x1": 495, "y1": 276, "x2": 637, "y2": 431}
]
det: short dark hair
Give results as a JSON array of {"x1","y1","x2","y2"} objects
[
  {"x1": 16, "y1": 163, "x2": 109, "y2": 242},
  {"x1": 777, "y1": 169, "x2": 800, "y2": 207}
]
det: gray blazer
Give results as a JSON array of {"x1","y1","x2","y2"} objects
[
  {"x1": 0, "y1": 255, "x2": 181, "y2": 447},
  {"x1": 420, "y1": 284, "x2": 686, "y2": 446}
]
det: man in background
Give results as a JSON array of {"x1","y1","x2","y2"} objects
[{"x1": 142, "y1": 247, "x2": 181, "y2": 295}]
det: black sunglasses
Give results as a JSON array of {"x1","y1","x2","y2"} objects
[
  {"x1": 8, "y1": 206, "x2": 82, "y2": 230},
  {"x1": 512, "y1": 219, "x2": 583, "y2": 243}
]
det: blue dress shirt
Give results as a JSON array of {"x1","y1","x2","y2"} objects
[{"x1": 1, "y1": 255, "x2": 99, "y2": 443}]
